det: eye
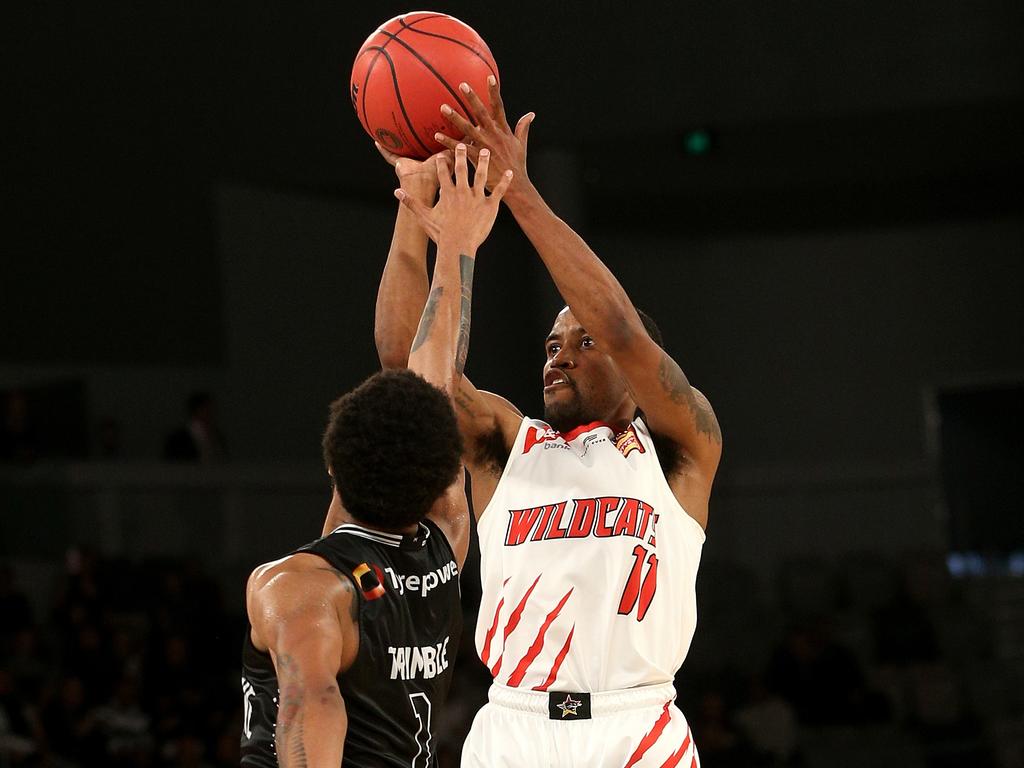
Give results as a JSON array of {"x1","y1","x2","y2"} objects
[
  {"x1": 546, "y1": 343, "x2": 561, "y2": 356},
  {"x1": 581, "y1": 336, "x2": 595, "y2": 349}
]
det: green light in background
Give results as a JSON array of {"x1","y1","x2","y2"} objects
[{"x1": 682, "y1": 129, "x2": 712, "y2": 156}]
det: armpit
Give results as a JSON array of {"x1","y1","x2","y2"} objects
[{"x1": 471, "y1": 425, "x2": 510, "y2": 477}]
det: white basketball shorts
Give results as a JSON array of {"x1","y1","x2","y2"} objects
[{"x1": 460, "y1": 682, "x2": 701, "y2": 768}]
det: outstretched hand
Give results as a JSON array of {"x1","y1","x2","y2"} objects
[
  {"x1": 375, "y1": 142, "x2": 453, "y2": 201},
  {"x1": 433, "y1": 76, "x2": 534, "y2": 198},
  {"x1": 395, "y1": 143, "x2": 513, "y2": 252}
]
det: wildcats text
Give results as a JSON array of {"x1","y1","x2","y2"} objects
[{"x1": 504, "y1": 496, "x2": 659, "y2": 547}]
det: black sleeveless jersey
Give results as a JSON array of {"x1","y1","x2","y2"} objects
[{"x1": 240, "y1": 519, "x2": 462, "y2": 768}]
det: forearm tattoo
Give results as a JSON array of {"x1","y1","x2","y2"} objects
[
  {"x1": 410, "y1": 285, "x2": 444, "y2": 354},
  {"x1": 276, "y1": 654, "x2": 308, "y2": 768},
  {"x1": 455, "y1": 254, "x2": 475, "y2": 375}
]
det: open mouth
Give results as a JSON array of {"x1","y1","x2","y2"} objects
[{"x1": 543, "y1": 371, "x2": 572, "y2": 393}]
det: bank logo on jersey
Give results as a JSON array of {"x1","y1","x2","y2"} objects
[
  {"x1": 388, "y1": 637, "x2": 451, "y2": 680},
  {"x1": 505, "y1": 496, "x2": 659, "y2": 547},
  {"x1": 384, "y1": 560, "x2": 458, "y2": 598},
  {"x1": 522, "y1": 425, "x2": 563, "y2": 454}
]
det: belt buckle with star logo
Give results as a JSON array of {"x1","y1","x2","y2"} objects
[{"x1": 547, "y1": 691, "x2": 591, "y2": 720}]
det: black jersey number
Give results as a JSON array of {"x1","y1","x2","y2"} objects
[
  {"x1": 241, "y1": 677, "x2": 256, "y2": 739},
  {"x1": 408, "y1": 692, "x2": 433, "y2": 768}
]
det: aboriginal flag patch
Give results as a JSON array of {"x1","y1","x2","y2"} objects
[{"x1": 353, "y1": 562, "x2": 385, "y2": 600}]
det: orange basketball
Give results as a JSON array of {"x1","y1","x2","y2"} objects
[{"x1": 351, "y1": 12, "x2": 499, "y2": 159}]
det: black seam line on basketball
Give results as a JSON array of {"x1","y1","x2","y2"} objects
[
  {"x1": 376, "y1": 30, "x2": 475, "y2": 123},
  {"x1": 374, "y1": 46, "x2": 433, "y2": 157},
  {"x1": 398, "y1": 13, "x2": 448, "y2": 29},
  {"x1": 397, "y1": 18, "x2": 498, "y2": 80},
  {"x1": 373, "y1": 14, "x2": 446, "y2": 50},
  {"x1": 358, "y1": 48, "x2": 384, "y2": 132}
]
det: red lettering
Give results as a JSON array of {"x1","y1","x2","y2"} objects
[
  {"x1": 613, "y1": 498, "x2": 640, "y2": 538},
  {"x1": 636, "y1": 553, "x2": 658, "y2": 621},
  {"x1": 506, "y1": 507, "x2": 543, "y2": 546},
  {"x1": 646, "y1": 513, "x2": 660, "y2": 547},
  {"x1": 545, "y1": 502, "x2": 569, "y2": 539},
  {"x1": 617, "y1": 544, "x2": 646, "y2": 615},
  {"x1": 567, "y1": 499, "x2": 596, "y2": 538},
  {"x1": 619, "y1": 545, "x2": 659, "y2": 621},
  {"x1": 532, "y1": 504, "x2": 558, "y2": 541},
  {"x1": 637, "y1": 501, "x2": 654, "y2": 540},
  {"x1": 595, "y1": 497, "x2": 619, "y2": 537}
]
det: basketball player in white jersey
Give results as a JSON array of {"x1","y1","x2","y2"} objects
[{"x1": 379, "y1": 80, "x2": 722, "y2": 768}]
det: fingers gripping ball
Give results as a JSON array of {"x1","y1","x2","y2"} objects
[{"x1": 351, "y1": 12, "x2": 499, "y2": 159}]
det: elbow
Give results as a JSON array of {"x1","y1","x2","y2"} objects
[{"x1": 375, "y1": 336, "x2": 409, "y2": 370}]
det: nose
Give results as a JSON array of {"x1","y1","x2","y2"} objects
[{"x1": 551, "y1": 347, "x2": 576, "y2": 369}]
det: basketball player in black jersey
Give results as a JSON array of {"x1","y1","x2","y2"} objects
[{"x1": 241, "y1": 145, "x2": 513, "y2": 768}]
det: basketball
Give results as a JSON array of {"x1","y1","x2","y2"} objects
[{"x1": 350, "y1": 12, "x2": 500, "y2": 159}]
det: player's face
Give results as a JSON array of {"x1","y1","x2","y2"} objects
[{"x1": 542, "y1": 308, "x2": 632, "y2": 433}]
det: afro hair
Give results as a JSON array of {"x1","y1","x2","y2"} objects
[{"x1": 322, "y1": 369, "x2": 463, "y2": 529}]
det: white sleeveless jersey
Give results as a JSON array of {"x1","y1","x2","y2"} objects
[{"x1": 475, "y1": 416, "x2": 705, "y2": 693}]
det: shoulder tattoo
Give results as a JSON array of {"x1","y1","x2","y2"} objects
[
  {"x1": 658, "y1": 354, "x2": 722, "y2": 444},
  {"x1": 324, "y1": 569, "x2": 360, "y2": 622}
]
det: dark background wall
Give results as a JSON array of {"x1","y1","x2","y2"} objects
[
  {"x1": 5, "y1": 0, "x2": 1023, "y2": 462},
  {"x1": 3, "y1": 2, "x2": 1024, "y2": 766}
]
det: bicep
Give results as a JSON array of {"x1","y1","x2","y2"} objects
[
  {"x1": 453, "y1": 377, "x2": 521, "y2": 469},
  {"x1": 613, "y1": 334, "x2": 723, "y2": 469},
  {"x1": 255, "y1": 575, "x2": 348, "y2": 684},
  {"x1": 426, "y1": 469, "x2": 470, "y2": 568}
]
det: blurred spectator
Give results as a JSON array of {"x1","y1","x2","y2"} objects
[
  {"x1": 0, "y1": 565, "x2": 33, "y2": 640},
  {"x1": 7, "y1": 628, "x2": 49, "y2": 702},
  {"x1": 40, "y1": 674, "x2": 103, "y2": 764},
  {"x1": 871, "y1": 573, "x2": 939, "y2": 667},
  {"x1": 0, "y1": 668, "x2": 39, "y2": 764},
  {"x1": 54, "y1": 548, "x2": 103, "y2": 634},
  {"x1": 734, "y1": 674, "x2": 801, "y2": 766},
  {"x1": 163, "y1": 392, "x2": 227, "y2": 463},
  {"x1": 164, "y1": 733, "x2": 216, "y2": 768},
  {"x1": 0, "y1": 390, "x2": 37, "y2": 464},
  {"x1": 92, "y1": 674, "x2": 153, "y2": 765},
  {"x1": 691, "y1": 688, "x2": 751, "y2": 767},
  {"x1": 766, "y1": 616, "x2": 887, "y2": 727},
  {"x1": 96, "y1": 416, "x2": 123, "y2": 459}
]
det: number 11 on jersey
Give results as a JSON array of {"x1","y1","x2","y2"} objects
[{"x1": 617, "y1": 544, "x2": 658, "y2": 621}]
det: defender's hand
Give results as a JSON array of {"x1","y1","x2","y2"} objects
[
  {"x1": 433, "y1": 76, "x2": 534, "y2": 198},
  {"x1": 395, "y1": 143, "x2": 513, "y2": 252},
  {"x1": 375, "y1": 142, "x2": 452, "y2": 201}
]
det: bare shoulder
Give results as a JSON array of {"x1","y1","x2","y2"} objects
[
  {"x1": 475, "y1": 389, "x2": 523, "y2": 421},
  {"x1": 247, "y1": 554, "x2": 358, "y2": 632},
  {"x1": 426, "y1": 472, "x2": 471, "y2": 568},
  {"x1": 453, "y1": 380, "x2": 522, "y2": 476}
]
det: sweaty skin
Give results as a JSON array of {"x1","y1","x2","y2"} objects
[
  {"x1": 245, "y1": 144, "x2": 509, "y2": 767},
  {"x1": 376, "y1": 78, "x2": 721, "y2": 529}
]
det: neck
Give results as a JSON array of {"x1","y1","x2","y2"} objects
[{"x1": 324, "y1": 492, "x2": 419, "y2": 536}]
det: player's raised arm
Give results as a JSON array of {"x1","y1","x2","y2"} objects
[
  {"x1": 399, "y1": 143, "x2": 512, "y2": 394},
  {"x1": 374, "y1": 143, "x2": 522, "y2": 425},
  {"x1": 246, "y1": 562, "x2": 352, "y2": 768},
  {"x1": 382, "y1": 144, "x2": 523, "y2": 517},
  {"x1": 373, "y1": 143, "x2": 443, "y2": 369},
  {"x1": 437, "y1": 80, "x2": 723, "y2": 477}
]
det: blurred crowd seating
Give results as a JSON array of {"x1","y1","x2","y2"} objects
[{"x1": 1, "y1": 549, "x2": 1022, "y2": 767}]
